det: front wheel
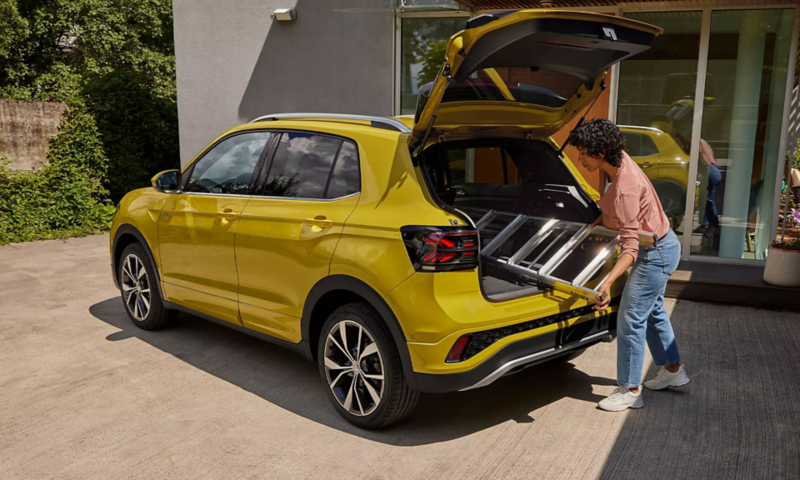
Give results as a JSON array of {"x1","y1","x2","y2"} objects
[
  {"x1": 118, "y1": 243, "x2": 176, "y2": 330},
  {"x1": 318, "y1": 303, "x2": 418, "y2": 429}
]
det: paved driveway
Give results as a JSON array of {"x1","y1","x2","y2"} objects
[{"x1": 1, "y1": 234, "x2": 798, "y2": 479}]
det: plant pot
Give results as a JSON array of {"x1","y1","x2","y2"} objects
[{"x1": 764, "y1": 245, "x2": 800, "y2": 287}]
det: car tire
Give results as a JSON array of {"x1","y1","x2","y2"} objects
[
  {"x1": 118, "y1": 243, "x2": 176, "y2": 331},
  {"x1": 317, "y1": 302, "x2": 419, "y2": 429}
]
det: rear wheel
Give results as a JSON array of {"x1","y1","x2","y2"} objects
[
  {"x1": 318, "y1": 303, "x2": 418, "y2": 429},
  {"x1": 118, "y1": 243, "x2": 176, "y2": 330}
]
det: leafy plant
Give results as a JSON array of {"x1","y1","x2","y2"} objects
[
  {"x1": 771, "y1": 239, "x2": 800, "y2": 251},
  {"x1": 0, "y1": 106, "x2": 112, "y2": 244}
]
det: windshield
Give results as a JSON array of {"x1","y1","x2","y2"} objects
[{"x1": 415, "y1": 67, "x2": 583, "y2": 122}]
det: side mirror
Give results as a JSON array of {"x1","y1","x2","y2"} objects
[{"x1": 152, "y1": 170, "x2": 181, "y2": 193}]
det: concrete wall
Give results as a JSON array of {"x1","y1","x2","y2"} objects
[
  {"x1": 0, "y1": 100, "x2": 66, "y2": 171},
  {"x1": 173, "y1": 0, "x2": 395, "y2": 166}
]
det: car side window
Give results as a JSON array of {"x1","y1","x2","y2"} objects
[
  {"x1": 325, "y1": 141, "x2": 360, "y2": 198},
  {"x1": 262, "y1": 133, "x2": 341, "y2": 198},
  {"x1": 624, "y1": 133, "x2": 659, "y2": 158},
  {"x1": 186, "y1": 132, "x2": 271, "y2": 195}
]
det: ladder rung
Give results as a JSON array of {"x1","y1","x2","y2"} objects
[
  {"x1": 539, "y1": 224, "x2": 593, "y2": 276},
  {"x1": 526, "y1": 230, "x2": 567, "y2": 269},
  {"x1": 507, "y1": 218, "x2": 560, "y2": 265},
  {"x1": 481, "y1": 214, "x2": 527, "y2": 257},
  {"x1": 572, "y1": 237, "x2": 621, "y2": 287},
  {"x1": 475, "y1": 210, "x2": 497, "y2": 231}
]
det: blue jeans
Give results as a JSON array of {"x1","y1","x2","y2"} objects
[
  {"x1": 617, "y1": 229, "x2": 682, "y2": 388},
  {"x1": 702, "y1": 163, "x2": 721, "y2": 227}
]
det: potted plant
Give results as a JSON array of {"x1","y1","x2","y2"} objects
[{"x1": 765, "y1": 213, "x2": 800, "y2": 287}]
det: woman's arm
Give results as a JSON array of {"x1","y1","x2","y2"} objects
[
  {"x1": 593, "y1": 192, "x2": 640, "y2": 311},
  {"x1": 593, "y1": 252, "x2": 634, "y2": 311}
]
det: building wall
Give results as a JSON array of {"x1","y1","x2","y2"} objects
[
  {"x1": 0, "y1": 100, "x2": 66, "y2": 171},
  {"x1": 173, "y1": 0, "x2": 395, "y2": 166}
]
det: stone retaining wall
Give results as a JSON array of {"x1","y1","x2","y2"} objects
[{"x1": 0, "y1": 100, "x2": 67, "y2": 171}]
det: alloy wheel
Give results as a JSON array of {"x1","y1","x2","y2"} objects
[
  {"x1": 121, "y1": 254, "x2": 151, "y2": 321},
  {"x1": 323, "y1": 320, "x2": 385, "y2": 417}
]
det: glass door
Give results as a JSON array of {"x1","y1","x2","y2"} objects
[
  {"x1": 689, "y1": 9, "x2": 795, "y2": 260},
  {"x1": 619, "y1": 8, "x2": 797, "y2": 262},
  {"x1": 616, "y1": 12, "x2": 704, "y2": 239}
]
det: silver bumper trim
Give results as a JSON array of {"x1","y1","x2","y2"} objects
[{"x1": 458, "y1": 330, "x2": 611, "y2": 391}]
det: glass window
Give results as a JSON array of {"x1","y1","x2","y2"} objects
[
  {"x1": 617, "y1": 11, "x2": 703, "y2": 231},
  {"x1": 623, "y1": 133, "x2": 659, "y2": 157},
  {"x1": 262, "y1": 133, "x2": 341, "y2": 199},
  {"x1": 691, "y1": 9, "x2": 794, "y2": 260},
  {"x1": 186, "y1": 132, "x2": 271, "y2": 195},
  {"x1": 325, "y1": 141, "x2": 360, "y2": 199},
  {"x1": 401, "y1": 17, "x2": 467, "y2": 114}
]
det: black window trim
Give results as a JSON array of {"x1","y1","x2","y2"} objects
[
  {"x1": 180, "y1": 129, "x2": 276, "y2": 196},
  {"x1": 252, "y1": 128, "x2": 362, "y2": 202}
]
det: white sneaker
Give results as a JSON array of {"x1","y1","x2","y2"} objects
[
  {"x1": 598, "y1": 386, "x2": 644, "y2": 412},
  {"x1": 644, "y1": 365, "x2": 690, "y2": 391}
]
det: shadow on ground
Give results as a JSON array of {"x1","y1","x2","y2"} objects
[
  {"x1": 599, "y1": 301, "x2": 800, "y2": 479},
  {"x1": 90, "y1": 297, "x2": 614, "y2": 446}
]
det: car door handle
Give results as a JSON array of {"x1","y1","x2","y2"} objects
[
  {"x1": 640, "y1": 162, "x2": 653, "y2": 169},
  {"x1": 305, "y1": 216, "x2": 334, "y2": 229},
  {"x1": 221, "y1": 208, "x2": 239, "y2": 221}
]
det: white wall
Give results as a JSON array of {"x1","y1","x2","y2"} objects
[{"x1": 173, "y1": 0, "x2": 395, "y2": 166}]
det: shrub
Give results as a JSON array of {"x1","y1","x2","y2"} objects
[{"x1": 0, "y1": 105, "x2": 114, "y2": 244}]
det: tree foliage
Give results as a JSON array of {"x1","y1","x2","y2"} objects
[{"x1": 0, "y1": 0, "x2": 178, "y2": 243}]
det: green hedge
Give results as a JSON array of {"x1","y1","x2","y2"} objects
[{"x1": 0, "y1": 106, "x2": 116, "y2": 244}]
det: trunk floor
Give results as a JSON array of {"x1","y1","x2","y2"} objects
[{"x1": 482, "y1": 275, "x2": 542, "y2": 301}]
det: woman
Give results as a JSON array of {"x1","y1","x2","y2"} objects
[{"x1": 567, "y1": 119, "x2": 690, "y2": 412}]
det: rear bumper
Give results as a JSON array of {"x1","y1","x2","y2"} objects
[{"x1": 413, "y1": 312, "x2": 616, "y2": 393}]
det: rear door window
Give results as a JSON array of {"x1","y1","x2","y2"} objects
[{"x1": 261, "y1": 133, "x2": 341, "y2": 198}]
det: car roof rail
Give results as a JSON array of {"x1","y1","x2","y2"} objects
[{"x1": 250, "y1": 113, "x2": 411, "y2": 133}]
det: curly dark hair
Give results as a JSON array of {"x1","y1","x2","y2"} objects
[{"x1": 567, "y1": 118, "x2": 626, "y2": 167}]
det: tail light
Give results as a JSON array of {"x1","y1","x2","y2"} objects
[
  {"x1": 401, "y1": 226, "x2": 479, "y2": 272},
  {"x1": 446, "y1": 335, "x2": 472, "y2": 362}
]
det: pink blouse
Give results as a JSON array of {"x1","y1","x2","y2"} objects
[{"x1": 596, "y1": 152, "x2": 671, "y2": 262}]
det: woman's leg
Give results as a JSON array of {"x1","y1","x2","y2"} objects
[
  {"x1": 645, "y1": 284, "x2": 681, "y2": 368},
  {"x1": 616, "y1": 255, "x2": 669, "y2": 388}
]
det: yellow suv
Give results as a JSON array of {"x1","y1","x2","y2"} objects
[{"x1": 110, "y1": 11, "x2": 659, "y2": 428}]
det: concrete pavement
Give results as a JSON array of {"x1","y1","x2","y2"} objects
[{"x1": 1, "y1": 234, "x2": 798, "y2": 479}]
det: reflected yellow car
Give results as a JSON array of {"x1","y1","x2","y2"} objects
[
  {"x1": 620, "y1": 126, "x2": 689, "y2": 225},
  {"x1": 109, "y1": 11, "x2": 660, "y2": 428}
]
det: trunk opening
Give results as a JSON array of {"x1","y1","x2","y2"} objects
[{"x1": 419, "y1": 138, "x2": 603, "y2": 301}]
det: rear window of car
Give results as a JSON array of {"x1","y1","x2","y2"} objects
[
  {"x1": 260, "y1": 132, "x2": 360, "y2": 199},
  {"x1": 416, "y1": 67, "x2": 582, "y2": 121}
]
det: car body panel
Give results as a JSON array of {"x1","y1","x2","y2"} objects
[
  {"x1": 236, "y1": 194, "x2": 360, "y2": 342},
  {"x1": 157, "y1": 193, "x2": 249, "y2": 325}
]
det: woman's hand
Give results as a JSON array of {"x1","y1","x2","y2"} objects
[{"x1": 594, "y1": 281, "x2": 611, "y2": 311}]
